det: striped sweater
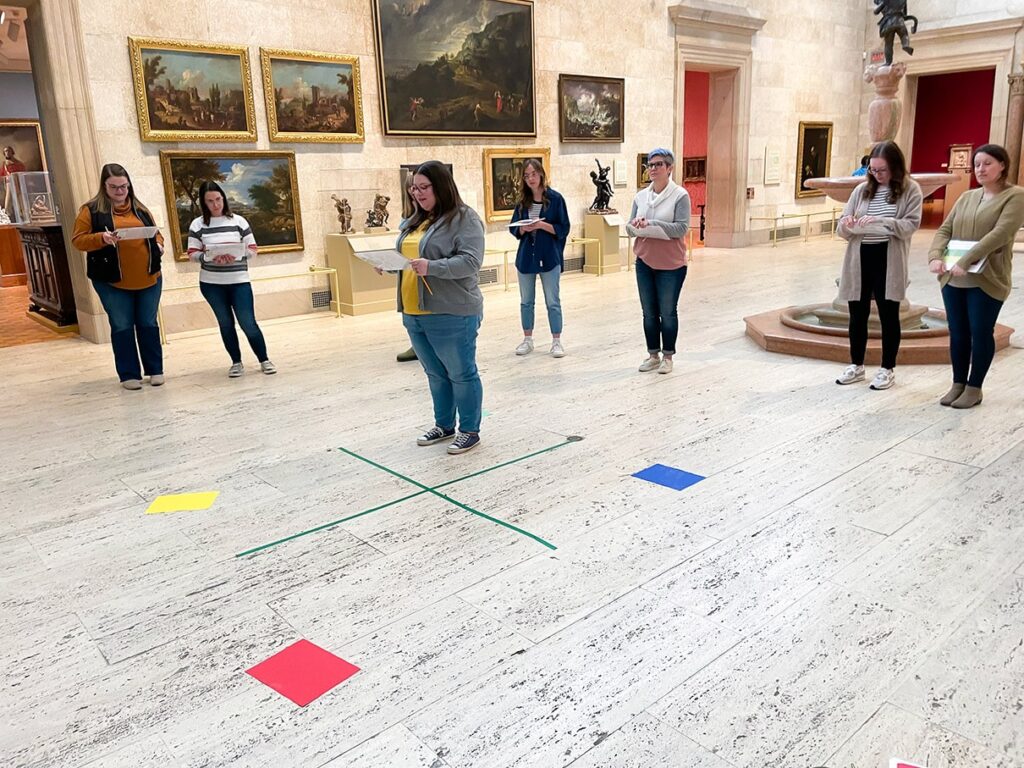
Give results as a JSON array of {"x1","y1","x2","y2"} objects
[{"x1": 187, "y1": 214, "x2": 257, "y2": 284}]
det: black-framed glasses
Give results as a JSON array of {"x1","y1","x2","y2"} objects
[
  {"x1": 646, "y1": 161, "x2": 668, "y2": 169},
  {"x1": 867, "y1": 167, "x2": 890, "y2": 176},
  {"x1": 106, "y1": 183, "x2": 130, "y2": 191}
]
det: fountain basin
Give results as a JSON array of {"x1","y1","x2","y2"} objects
[{"x1": 805, "y1": 173, "x2": 958, "y2": 203}]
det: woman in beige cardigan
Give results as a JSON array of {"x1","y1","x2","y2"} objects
[
  {"x1": 835, "y1": 141, "x2": 923, "y2": 390},
  {"x1": 928, "y1": 143, "x2": 1024, "y2": 408}
]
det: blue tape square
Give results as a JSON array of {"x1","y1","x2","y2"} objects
[{"x1": 632, "y1": 464, "x2": 705, "y2": 491}]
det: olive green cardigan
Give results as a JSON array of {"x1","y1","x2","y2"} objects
[{"x1": 928, "y1": 185, "x2": 1024, "y2": 301}]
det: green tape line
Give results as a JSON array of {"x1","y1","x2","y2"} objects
[
  {"x1": 235, "y1": 437, "x2": 580, "y2": 557},
  {"x1": 337, "y1": 447, "x2": 557, "y2": 551},
  {"x1": 235, "y1": 488, "x2": 427, "y2": 557}
]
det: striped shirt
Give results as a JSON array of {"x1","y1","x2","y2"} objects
[
  {"x1": 862, "y1": 186, "x2": 897, "y2": 244},
  {"x1": 187, "y1": 214, "x2": 257, "y2": 284},
  {"x1": 528, "y1": 202, "x2": 543, "y2": 220}
]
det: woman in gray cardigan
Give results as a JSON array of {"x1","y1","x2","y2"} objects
[
  {"x1": 835, "y1": 141, "x2": 922, "y2": 390},
  {"x1": 396, "y1": 161, "x2": 486, "y2": 455}
]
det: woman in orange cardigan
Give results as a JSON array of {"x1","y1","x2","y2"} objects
[{"x1": 72, "y1": 163, "x2": 165, "y2": 390}]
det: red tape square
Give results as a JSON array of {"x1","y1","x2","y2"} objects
[{"x1": 246, "y1": 639, "x2": 359, "y2": 706}]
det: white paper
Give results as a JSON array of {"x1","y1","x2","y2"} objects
[
  {"x1": 116, "y1": 226, "x2": 158, "y2": 240},
  {"x1": 203, "y1": 243, "x2": 247, "y2": 262},
  {"x1": 626, "y1": 223, "x2": 670, "y2": 240},
  {"x1": 353, "y1": 248, "x2": 410, "y2": 271},
  {"x1": 603, "y1": 214, "x2": 624, "y2": 227},
  {"x1": 508, "y1": 219, "x2": 541, "y2": 228}
]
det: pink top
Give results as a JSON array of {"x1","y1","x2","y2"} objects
[{"x1": 635, "y1": 236, "x2": 687, "y2": 270}]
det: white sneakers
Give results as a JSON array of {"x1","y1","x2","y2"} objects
[
  {"x1": 228, "y1": 362, "x2": 245, "y2": 378},
  {"x1": 835, "y1": 364, "x2": 865, "y2": 385},
  {"x1": 658, "y1": 357, "x2": 673, "y2": 374},
  {"x1": 869, "y1": 367, "x2": 895, "y2": 390},
  {"x1": 639, "y1": 355, "x2": 661, "y2": 372},
  {"x1": 836, "y1": 364, "x2": 895, "y2": 390},
  {"x1": 516, "y1": 337, "x2": 565, "y2": 358}
]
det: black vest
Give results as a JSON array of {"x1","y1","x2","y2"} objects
[{"x1": 84, "y1": 205, "x2": 162, "y2": 283}]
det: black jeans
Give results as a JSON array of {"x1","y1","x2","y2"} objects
[
  {"x1": 636, "y1": 258, "x2": 687, "y2": 354},
  {"x1": 199, "y1": 281, "x2": 269, "y2": 364},
  {"x1": 848, "y1": 241, "x2": 901, "y2": 369},
  {"x1": 942, "y1": 284, "x2": 1004, "y2": 388}
]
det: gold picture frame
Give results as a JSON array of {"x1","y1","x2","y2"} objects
[
  {"x1": 482, "y1": 147, "x2": 551, "y2": 223},
  {"x1": 159, "y1": 150, "x2": 303, "y2": 261},
  {"x1": 129, "y1": 37, "x2": 257, "y2": 143},
  {"x1": 636, "y1": 153, "x2": 651, "y2": 188},
  {"x1": 795, "y1": 120, "x2": 833, "y2": 199},
  {"x1": 260, "y1": 48, "x2": 365, "y2": 143},
  {"x1": 0, "y1": 119, "x2": 48, "y2": 173}
]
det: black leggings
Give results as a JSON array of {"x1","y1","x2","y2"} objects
[{"x1": 848, "y1": 241, "x2": 901, "y2": 369}]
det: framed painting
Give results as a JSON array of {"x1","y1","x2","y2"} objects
[
  {"x1": 159, "y1": 151, "x2": 303, "y2": 261},
  {"x1": 482, "y1": 147, "x2": 550, "y2": 222},
  {"x1": 0, "y1": 120, "x2": 47, "y2": 175},
  {"x1": 399, "y1": 162, "x2": 454, "y2": 218},
  {"x1": 129, "y1": 37, "x2": 257, "y2": 142},
  {"x1": 795, "y1": 121, "x2": 833, "y2": 198},
  {"x1": 557, "y1": 74, "x2": 624, "y2": 142},
  {"x1": 372, "y1": 0, "x2": 535, "y2": 137},
  {"x1": 260, "y1": 48, "x2": 364, "y2": 143},
  {"x1": 683, "y1": 156, "x2": 706, "y2": 182},
  {"x1": 637, "y1": 153, "x2": 650, "y2": 188}
]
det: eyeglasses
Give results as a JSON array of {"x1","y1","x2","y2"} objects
[
  {"x1": 646, "y1": 161, "x2": 668, "y2": 169},
  {"x1": 524, "y1": 171, "x2": 540, "y2": 179},
  {"x1": 106, "y1": 183, "x2": 130, "y2": 191},
  {"x1": 411, "y1": 183, "x2": 433, "y2": 193},
  {"x1": 867, "y1": 167, "x2": 890, "y2": 176}
]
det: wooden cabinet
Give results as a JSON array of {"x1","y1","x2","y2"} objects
[
  {"x1": 0, "y1": 225, "x2": 26, "y2": 287},
  {"x1": 18, "y1": 224, "x2": 77, "y2": 327}
]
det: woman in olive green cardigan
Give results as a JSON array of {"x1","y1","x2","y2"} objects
[{"x1": 928, "y1": 143, "x2": 1024, "y2": 408}]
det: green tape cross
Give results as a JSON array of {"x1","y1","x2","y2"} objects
[{"x1": 235, "y1": 437, "x2": 581, "y2": 557}]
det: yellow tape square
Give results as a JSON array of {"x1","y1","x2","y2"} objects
[{"x1": 146, "y1": 491, "x2": 220, "y2": 515}]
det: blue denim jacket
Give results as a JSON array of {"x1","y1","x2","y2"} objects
[{"x1": 509, "y1": 188, "x2": 571, "y2": 274}]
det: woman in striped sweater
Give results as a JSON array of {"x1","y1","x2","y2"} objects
[
  {"x1": 187, "y1": 181, "x2": 276, "y2": 377},
  {"x1": 835, "y1": 141, "x2": 923, "y2": 390}
]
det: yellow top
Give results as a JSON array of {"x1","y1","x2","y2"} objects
[{"x1": 401, "y1": 223, "x2": 430, "y2": 315}]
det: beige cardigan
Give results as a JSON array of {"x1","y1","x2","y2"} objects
[
  {"x1": 927, "y1": 185, "x2": 1024, "y2": 302},
  {"x1": 836, "y1": 178, "x2": 923, "y2": 302}
]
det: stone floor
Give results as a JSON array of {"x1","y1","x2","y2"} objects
[{"x1": 2, "y1": 231, "x2": 1022, "y2": 768}]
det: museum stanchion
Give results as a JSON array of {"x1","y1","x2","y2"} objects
[{"x1": 156, "y1": 266, "x2": 340, "y2": 345}]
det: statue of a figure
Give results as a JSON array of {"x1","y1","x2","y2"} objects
[
  {"x1": 0, "y1": 207, "x2": 10, "y2": 225},
  {"x1": 588, "y1": 158, "x2": 616, "y2": 213},
  {"x1": 365, "y1": 193, "x2": 391, "y2": 230},
  {"x1": 331, "y1": 194, "x2": 354, "y2": 234},
  {"x1": 874, "y1": 0, "x2": 918, "y2": 66}
]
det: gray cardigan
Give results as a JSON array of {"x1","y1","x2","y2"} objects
[
  {"x1": 836, "y1": 178, "x2": 923, "y2": 302},
  {"x1": 394, "y1": 206, "x2": 485, "y2": 316}
]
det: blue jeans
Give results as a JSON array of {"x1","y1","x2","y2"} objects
[
  {"x1": 518, "y1": 268, "x2": 563, "y2": 334},
  {"x1": 635, "y1": 258, "x2": 687, "y2": 354},
  {"x1": 92, "y1": 277, "x2": 163, "y2": 381},
  {"x1": 199, "y1": 281, "x2": 268, "y2": 364},
  {"x1": 403, "y1": 313, "x2": 483, "y2": 433},
  {"x1": 942, "y1": 284, "x2": 1004, "y2": 387}
]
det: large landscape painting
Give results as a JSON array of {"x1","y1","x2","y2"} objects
[
  {"x1": 160, "y1": 151, "x2": 303, "y2": 260},
  {"x1": 129, "y1": 38, "x2": 257, "y2": 142},
  {"x1": 372, "y1": 0, "x2": 535, "y2": 137},
  {"x1": 261, "y1": 48, "x2": 364, "y2": 143}
]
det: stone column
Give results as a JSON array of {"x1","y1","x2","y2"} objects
[
  {"x1": 27, "y1": 0, "x2": 108, "y2": 343},
  {"x1": 1008, "y1": 74, "x2": 1024, "y2": 185}
]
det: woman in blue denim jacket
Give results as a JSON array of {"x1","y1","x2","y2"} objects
[
  {"x1": 396, "y1": 161, "x2": 486, "y2": 455},
  {"x1": 509, "y1": 159, "x2": 571, "y2": 357}
]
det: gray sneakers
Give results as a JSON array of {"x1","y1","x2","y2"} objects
[{"x1": 639, "y1": 355, "x2": 661, "y2": 372}]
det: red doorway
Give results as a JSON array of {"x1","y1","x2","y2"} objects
[
  {"x1": 683, "y1": 70, "x2": 708, "y2": 247},
  {"x1": 911, "y1": 69, "x2": 995, "y2": 227}
]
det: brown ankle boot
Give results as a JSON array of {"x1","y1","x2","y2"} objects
[
  {"x1": 940, "y1": 383, "x2": 966, "y2": 406},
  {"x1": 951, "y1": 385, "x2": 983, "y2": 409}
]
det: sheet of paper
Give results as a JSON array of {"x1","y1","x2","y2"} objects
[
  {"x1": 508, "y1": 219, "x2": 541, "y2": 228},
  {"x1": 353, "y1": 248, "x2": 410, "y2": 272},
  {"x1": 204, "y1": 243, "x2": 247, "y2": 262},
  {"x1": 627, "y1": 224, "x2": 670, "y2": 240},
  {"x1": 115, "y1": 226, "x2": 158, "y2": 240}
]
